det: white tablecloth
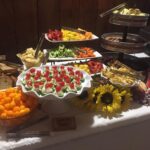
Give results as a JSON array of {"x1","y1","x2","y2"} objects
[{"x1": 1, "y1": 101, "x2": 150, "y2": 150}]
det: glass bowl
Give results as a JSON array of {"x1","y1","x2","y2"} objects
[{"x1": 0, "y1": 88, "x2": 39, "y2": 128}]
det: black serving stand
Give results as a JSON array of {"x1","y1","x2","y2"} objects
[{"x1": 100, "y1": 3, "x2": 150, "y2": 65}]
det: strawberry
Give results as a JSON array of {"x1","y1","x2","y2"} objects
[
  {"x1": 56, "y1": 86, "x2": 62, "y2": 92},
  {"x1": 61, "y1": 70, "x2": 66, "y2": 75},
  {"x1": 76, "y1": 80, "x2": 81, "y2": 85},
  {"x1": 48, "y1": 33, "x2": 52, "y2": 40},
  {"x1": 88, "y1": 61, "x2": 103, "y2": 74},
  {"x1": 45, "y1": 83, "x2": 53, "y2": 89},
  {"x1": 45, "y1": 66, "x2": 50, "y2": 70},
  {"x1": 39, "y1": 81, "x2": 44, "y2": 86},
  {"x1": 27, "y1": 81, "x2": 32, "y2": 86},
  {"x1": 75, "y1": 76, "x2": 81, "y2": 83},
  {"x1": 46, "y1": 77, "x2": 52, "y2": 82},
  {"x1": 69, "y1": 71, "x2": 75, "y2": 76},
  {"x1": 26, "y1": 72, "x2": 31, "y2": 77},
  {"x1": 29, "y1": 68, "x2": 36, "y2": 74},
  {"x1": 25, "y1": 73, "x2": 31, "y2": 80},
  {"x1": 47, "y1": 29, "x2": 62, "y2": 41},
  {"x1": 75, "y1": 70, "x2": 81, "y2": 75},
  {"x1": 67, "y1": 67, "x2": 73, "y2": 72},
  {"x1": 52, "y1": 66, "x2": 58, "y2": 70},
  {"x1": 44, "y1": 71, "x2": 50, "y2": 78},
  {"x1": 60, "y1": 73, "x2": 65, "y2": 78},
  {"x1": 59, "y1": 82, "x2": 65, "y2": 87},
  {"x1": 75, "y1": 71, "x2": 83, "y2": 78},
  {"x1": 53, "y1": 70, "x2": 59, "y2": 75},
  {"x1": 64, "y1": 75, "x2": 70, "y2": 83},
  {"x1": 55, "y1": 76, "x2": 62, "y2": 82},
  {"x1": 60, "y1": 65, "x2": 65, "y2": 70},
  {"x1": 69, "y1": 83, "x2": 75, "y2": 89},
  {"x1": 36, "y1": 70, "x2": 42, "y2": 77},
  {"x1": 34, "y1": 82, "x2": 40, "y2": 88},
  {"x1": 34, "y1": 76, "x2": 40, "y2": 81},
  {"x1": 75, "y1": 77, "x2": 81, "y2": 81}
]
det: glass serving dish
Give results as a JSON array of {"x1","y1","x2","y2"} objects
[
  {"x1": 17, "y1": 48, "x2": 44, "y2": 69},
  {"x1": 0, "y1": 88, "x2": 39, "y2": 128}
]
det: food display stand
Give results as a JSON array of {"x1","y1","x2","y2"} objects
[{"x1": 100, "y1": 5, "x2": 149, "y2": 54}]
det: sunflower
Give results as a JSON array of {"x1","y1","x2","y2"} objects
[
  {"x1": 88, "y1": 84, "x2": 122, "y2": 114},
  {"x1": 120, "y1": 89, "x2": 132, "y2": 111},
  {"x1": 72, "y1": 84, "x2": 132, "y2": 115}
]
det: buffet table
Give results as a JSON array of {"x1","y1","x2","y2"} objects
[
  {"x1": 0, "y1": 3, "x2": 150, "y2": 150},
  {"x1": 1, "y1": 101, "x2": 150, "y2": 150},
  {"x1": 0, "y1": 52, "x2": 149, "y2": 150}
]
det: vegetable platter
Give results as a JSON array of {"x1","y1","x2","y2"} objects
[{"x1": 47, "y1": 45, "x2": 102, "y2": 61}]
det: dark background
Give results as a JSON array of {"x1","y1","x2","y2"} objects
[{"x1": 0, "y1": 0, "x2": 150, "y2": 62}]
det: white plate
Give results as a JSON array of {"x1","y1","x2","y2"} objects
[
  {"x1": 16, "y1": 65, "x2": 92, "y2": 101},
  {"x1": 47, "y1": 50, "x2": 102, "y2": 61},
  {"x1": 129, "y1": 52, "x2": 150, "y2": 58},
  {"x1": 45, "y1": 33, "x2": 99, "y2": 43}
]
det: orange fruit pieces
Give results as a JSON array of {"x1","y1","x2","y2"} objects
[{"x1": 0, "y1": 87, "x2": 37, "y2": 119}]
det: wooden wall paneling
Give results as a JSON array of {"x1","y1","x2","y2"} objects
[
  {"x1": 96, "y1": 0, "x2": 108, "y2": 37},
  {"x1": 38, "y1": 0, "x2": 60, "y2": 33},
  {"x1": 128, "y1": 0, "x2": 150, "y2": 13},
  {"x1": 37, "y1": 0, "x2": 60, "y2": 49},
  {"x1": 144, "y1": 0, "x2": 150, "y2": 13},
  {"x1": 97, "y1": 0, "x2": 126, "y2": 36},
  {"x1": 76, "y1": 0, "x2": 99, "y2": 49},
  {"x1": 79, "y1": 0, "x2": 98, "y2": 33},
  {"x1": 0, "y1": 0, "x2": 16, "y2": 61},
  {"x1": 70, "y1": 0, "x2": 80, "y2": 28},
  {"x1": 13, "y1": 0, "x2": 38, "y2": 53},
  {"x1": 59, "y1": 0, "x2": 81, "y2": 49},
  {"x1": 60, "y1": 0, "x2": 80, "y2": 28},
  {"x1": 60, "y1": 0, "x2": 73, "y2": 27}
]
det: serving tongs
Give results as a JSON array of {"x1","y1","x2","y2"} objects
[
  {"x1": 99, "y1": 2, "x2": 127, "y2": 18},
  {"x1": 62, "y1": 26, "x2": 86, "y2": 34},
  {"x1": 41, "y1": 50, "x2": 49, "y2": 65},
  {"x1": 34, "y1": 33, "x2": 45, "y2": 58}
]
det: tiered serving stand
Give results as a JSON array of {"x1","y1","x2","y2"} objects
[
  {"x1": 34, "y1": 29, "x2": 101, "y2": 114},
  {"x1": 100, "y1": 4, "x2": 149, "y2": 56}
]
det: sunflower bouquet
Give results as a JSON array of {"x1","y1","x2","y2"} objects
[{"x1": 74, "y1": 84, "x2": 132, "y2": 115}]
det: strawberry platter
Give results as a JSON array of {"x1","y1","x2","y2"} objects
[{"x1": 16, "y1": 65, "x2": 92, "y2": 100}]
